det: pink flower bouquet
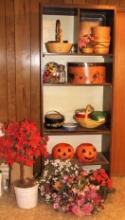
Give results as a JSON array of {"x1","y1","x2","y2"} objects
[{"x1": 38, "y1": 159, "x2": 114, "y2": 216}]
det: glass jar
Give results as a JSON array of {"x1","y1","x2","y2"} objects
[
  {"x1": 43, "y1": 62, "x2": 60, "y2": 83},
  {"x1": 58, "y1": 64, "x2": 66, "y2": 83}
]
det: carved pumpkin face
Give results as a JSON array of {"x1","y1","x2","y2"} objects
[
  {"x1": 52, "y1": 143, "x2": 74, "y2": 160},
  {"x1": 76, "y1": 143, "x2": 97, "y2": 162}
]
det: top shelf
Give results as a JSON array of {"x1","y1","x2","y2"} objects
[
  {"x1": 42, "y1": 6, "x2": 115, "y2": 15},
  {"x1": 43, "y1": 53, "x2": 113, "y2": 57},
  {"x1": 41, "y1": 5, "x2": 115, "y2": 56}
]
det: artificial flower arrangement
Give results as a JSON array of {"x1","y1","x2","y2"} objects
[
  {"x1": 38, "y1": 159, "x2": 114, "y2": 217},
  {"x1": 78, "y1": 34, "x2": 95, "y2": 53},
  {"x1": 0, "y1": 120, "x2": 48, "y2": 186},
  {"x1": 79, "y1": 34, "x2": 94, "y2": 47}
]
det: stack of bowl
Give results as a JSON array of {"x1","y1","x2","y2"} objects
[{"x1": 92, "y1": 26, "x2": 111, "y2": 54}]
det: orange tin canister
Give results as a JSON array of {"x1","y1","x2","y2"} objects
[{"x1": 67, "y1": 63, "x2": 106, "y2": 84}]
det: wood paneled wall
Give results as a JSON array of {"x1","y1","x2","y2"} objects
[
  {"x1": 0, "y1": 0, "x2": 16, "y2": 122},
  {"x1": 15, "y1": 0, "x2": 31, "y2": 121},
  {"x1": 0, "y1": 0, "x2": 125, "y2": 177}
]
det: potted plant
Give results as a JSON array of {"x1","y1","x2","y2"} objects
[{"x1": 0, "y1": 120, "x2": 48, "y2": 209}]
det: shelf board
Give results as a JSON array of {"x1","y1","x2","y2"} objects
[
  {"x1": 73, "y1": 153, "x2": 109, "y2": 166},
  {"x1": 47, "y1": 153, "x2": 109, "y2": 166},
  {"x1": 43, "y1": 82, "x2": 112, "y2": 87},
  {"x1": 43, "y1": 52, "x2": 113, "y2": 57},
  {"x1": 43, "y1": 125, "x2": 111, "y2": 135},
  {"x1": 43, "y1": 6, "x2": 77, "y2": 16}
]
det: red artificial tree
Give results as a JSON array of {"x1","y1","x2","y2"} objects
[{"x1": 0, "y1": 120, "x2": 48, "y2": 186}]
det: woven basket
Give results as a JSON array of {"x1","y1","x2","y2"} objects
[
  {"x1": 82, "y1": 47, "x2": 94, "y2": 54},
  {"x1": 45, "y1": 42, "x2": 72, "y2": 53},
  {"x1": 92, "y1": 26, "x2": 111, "y2": 39},
  {"x1": 74, "y1": 116, "x2": 105, "y2": 128},
  {"x1": 94, "y1": 47, "x2": 109, "y2": 55}
]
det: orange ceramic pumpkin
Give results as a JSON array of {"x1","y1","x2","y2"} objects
[
  {"x1": 52, "y1": 143, "x2": 74, "y2": 160},
  {"x1": 76, "y1": 143, "x2": 97, "y2": 162}
]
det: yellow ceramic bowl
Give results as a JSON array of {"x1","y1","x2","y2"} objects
[{"x1": 74, "y1": 115, "x2": 105, "y2": 128}]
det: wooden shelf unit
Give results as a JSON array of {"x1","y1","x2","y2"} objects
[{"x1": 40, "y1": 4, "x2": 115, "y2": 172}]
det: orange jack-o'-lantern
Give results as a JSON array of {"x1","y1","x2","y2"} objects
[
  {"x1": 52, "y1": 143, "x2": 74, "y2": 160},
  {"x1": 76, "y1": 143, "x2": 97, "y2": 162}
]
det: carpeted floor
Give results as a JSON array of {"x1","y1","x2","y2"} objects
[{"x1": 0, "y1": 177, "x2": 125, "y2": 220}]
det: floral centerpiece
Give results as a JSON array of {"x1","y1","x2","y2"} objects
[
  {"x1": 38, "y1": 159, "x2": 114, "y2": 216},
  {"x1": 0, "y1": 120, "x2": 48, "y2": 186}
]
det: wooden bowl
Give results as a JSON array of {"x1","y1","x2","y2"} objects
[{"x1": 45, "y1": 42, "x2": 72, "y2": 54}]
